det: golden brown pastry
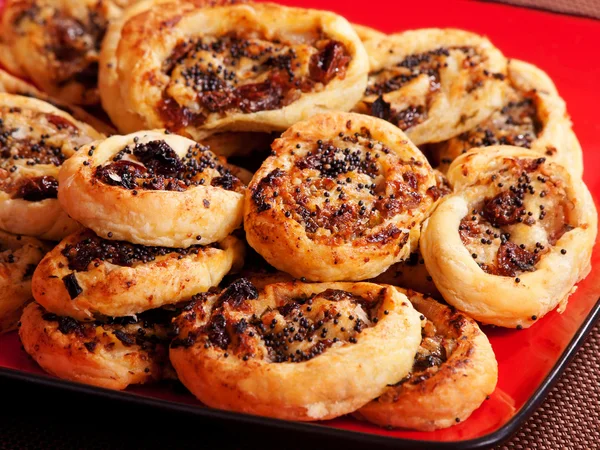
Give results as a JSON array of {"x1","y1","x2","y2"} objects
[
  {"x1": 421, "y1": 146, "x2": 597, "y2": 328},
  {"x1": 0, "y1": 0, "x2": 137, "y2": 105},
  {"x1": 19, "y1": 302, "x2": 175, "y2": 390},
  {"x1": 435, "y1": 60, "x2": 583, "y2": 177},
  {"x1": 99, "y1": 1, "x2": 369, "y2": 137},
  {"x1": 170, "y1": 280, "x2": 422, "y2": 421},
  {"x1": 32, "y1": 229, "x2": 244, "y2": 321},
  {"x1": 372, "y1": 170, "x2": 450, "y2": 297},
  {"x1": 354, "y1": 28, "x2": 507, "y2": 145},
  {"x1": 58, "y1": 130, "x2": 245, "y2": 247},
  {"x1": 0, "y1": 68, "x2": 115, "y2": 134},
  {"x1": 0, "y1": 231, "x2": 46, "y2": 333},
  {"x1": 352, "y1": 23, "x2": 386, "y2": 42},
  {"x1": 0, "y1": 93, "x2": 104, "y2": 240},
  {"x1": 357, "y1": 289, "x2": 498, "y2": 430},
  {"x1": 244, "y1": 112, "x2": 437, "y2": 282}
]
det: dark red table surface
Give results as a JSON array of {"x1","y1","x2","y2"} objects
[{"x1": 0, "y1": 0, "x2": 599, "y2": 448}]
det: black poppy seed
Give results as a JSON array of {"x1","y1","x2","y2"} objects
[
  {"x1": 515, "y1": 278, "x2": 520, "y2": 283},
  {"x1": 561, "y1": 249, "x2": 567, "y2": 255},
  {"x1": 516, "y1": 325, "x2": 523, "y2": 330},
  {"x1": 531, "y1": 315, "x2": 538, "y2": 320},
  {"x1": 107, "y1": 232, "x2": 113, "y2": 238}
]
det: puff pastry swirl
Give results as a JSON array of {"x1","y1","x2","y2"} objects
[
  {"x1": 421, "y1": 146, "x2": 597, "y2": 328},
  {"x1": 32, "y1": 229, "x2": 244, "y2": 321},
  {"x1": 0, "y1": 93, "x2": 104, "y2": 240},
  {"x1": 19, "y1": 302, "x2": 175, "y2": 390},
  {"x1": 244, "y1": 112, "x2": 437, "y2": 282},
  {"x1": 99, "y1": 1, "x2": 368, "y2": 137},
  {"x1": 357, "y1": 289, "x2": 498, "y2": 430},
  {"x1": 0, "y1": 231, "x2": 46, "y2": 333},
  {"x1": 58, "y1": 130, "x2": 245, "y2": 247},
  {"x1": 170, "y1": 280, "x2": 422, "y2": 421},
  {"x1": 435, "y1": 60, "x2": 583, "y2": 177},
  {"x1": 354, "y1": 28, "x2": 507, "y2": 145},
  {"x1": 0, "y1": 68, "x2": 115, "y2": 134},
  {"x1": 0, "y1": 0, "x2": 134, "y2": 105}
]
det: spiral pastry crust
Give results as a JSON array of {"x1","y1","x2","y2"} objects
[
  {"x1": 0, "y1": 69, "x2": 115, "y2": 134},
  {"x1": 0, "y1": 0, "x2": 133, "y2": 105},
  {"x1": 436, "y1": 60, "x2": 583, "y2": 177},
  {"x1": 244, "y1": 112, "x2": 437, "y2": 281},
  {"x1": 99, "y1": 1, "x2": 368, "y2": 137},
  {"x1": 19, "y1": 302, "x2": 175, "y2": 390},
  {"x1": 352, "y1": 24, "x2": 386, "y2": 43},
  {"x1": 357, "y1": 289, "x2": 497, "y2": 430},
  {"x1": 0, "y1": 93, "x2": 104, "y2": 240},
  {"x1": 0, "y1": 231, "x2": 46, "y2": 333},
  {"x1": 372, "y1": 170, "x2": 450, "y2": 297},
  {"x1": 58, "y1": 130, "x2": 245, "y2": 247},
  {"x1": 32, "y1": 229, "x2": 244, "y2": 321},
  {"x1": 421, "y1": 146, "x2": 597, "y2": 328},
  {"x1": 170, "y1": 280, "x2": 422, "y2": 421},
  {"x1": 354, "y1": 28, "x2": 507, "y2": 145}
]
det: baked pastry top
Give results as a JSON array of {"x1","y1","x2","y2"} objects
[
  {"x1": 244, "y1": 111, "x2": 437, "y2": 281},
  {"x1": 100, "y1": 1, "x2": 368, "y2": 137},
  {"x1": 354, "y1": 28, "x2": 507, "y2": 145}
]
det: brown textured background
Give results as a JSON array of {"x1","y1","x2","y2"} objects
[{"x1": 488, "y1": 0, "x2": 600, "y2": 19}]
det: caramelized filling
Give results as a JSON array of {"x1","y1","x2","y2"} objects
[
  {"x1": 13, "y1": 4, "x2": 108, "y2": 88},
  {"x1": 250, "y1": 129, "x2": 434, "y2": 245},
  {"x1": 458, "y1": 157, "x2": 573, "y2": 277},
  {"x1": 95, "y1": 140, "x2": 244, "y2": 192},
  {"x1": 61, "y1": 231, "x2": 212, "y2": 272},
  {"x1": 172, "y1": 280, "x2": 385, "y2": 363},
  {"x1": 454, "y1": 92, "x2": 542, "y2": 153},
  {"x1": 158, "y1": 34, "x2": 350, "y2": 130},
  {"x1": 363, "y1": 46, "x2": 502, "y2": 131}
]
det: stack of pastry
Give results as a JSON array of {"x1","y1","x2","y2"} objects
[
  {"x1": 20, "y1": 130, "x2": 246, "y2": 389},
  {"x1": 0, "y1": 0, "x2": 595, "y2": 433}
]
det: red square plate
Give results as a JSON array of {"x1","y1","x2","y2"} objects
[{"x1": 0, "y1": 0, "x2": 599, "y2": 448}]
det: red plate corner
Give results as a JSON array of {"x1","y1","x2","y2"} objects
[{"x1": 0, "y1": 0, "x2": 599, "y2": 447}]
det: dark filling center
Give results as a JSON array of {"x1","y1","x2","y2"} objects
[
  {"x1": 61, "y1": 233, "x2": 209, "y2": 272},
  {"x1": 95, "y1": 140, "x2": 242, "y2": 192},
  {"x1": 157, "y1": 35, "x2": 350, "y2": 130},
  {"x1": 251, "y1": 131, "x2": 431, "y2": 244},
  {"x1": 455, "y1": 94, "x2": 542, "y2": 152},
  {"x1": 12, "y1": 175, "x2": 58, "y2": 201},
  {"x1": 458, "y1": 158, "x2": 572, "y2": 277}
]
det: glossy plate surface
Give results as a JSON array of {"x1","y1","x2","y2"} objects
[{"x1": 0, "y1": 0, "x2": 599, "y2": 448}]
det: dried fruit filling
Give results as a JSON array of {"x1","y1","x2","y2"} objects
[
  {"x1": 157, "y1": 34, "x2": 351, "y2": 130},
  {"x1": 458, "y1": 158, "x2": 574, "y2": 277},
  {"x1": 95, "y1": 140, "x2": 244, "y2": 192}
]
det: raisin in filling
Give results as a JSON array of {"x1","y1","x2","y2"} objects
[
  {"x1": 11, "y1": 175, "x2": 58, "y2": 201},
  {"x1": 61, "y1": 232, "x2": 211, "y2": 272},
  {"x1": 95, "y1": 140, "x2": 243, "y2": 192},
  {"x1": 458, "y1": 158, "x2": 574, "y2": 277},
  {"x1": 158, "y1": 34, "x2": 350, "y2": 130},
  {"x1": 455, "y1": 93, "x2": 542, "y2": 153},
  {"x1": 251, "y1": 130, "x2": 434, "y2": 245},
  {"x1": 17, "y1": 5, "x2": 108, "y2": 88}
]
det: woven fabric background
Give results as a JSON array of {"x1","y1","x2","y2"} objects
[
  {"x1": 0, "y1": 323, "x2": 597, "y2": 449},
  {"x1": 488, "y1": 0, "x2": 600, "y2": 19}
]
